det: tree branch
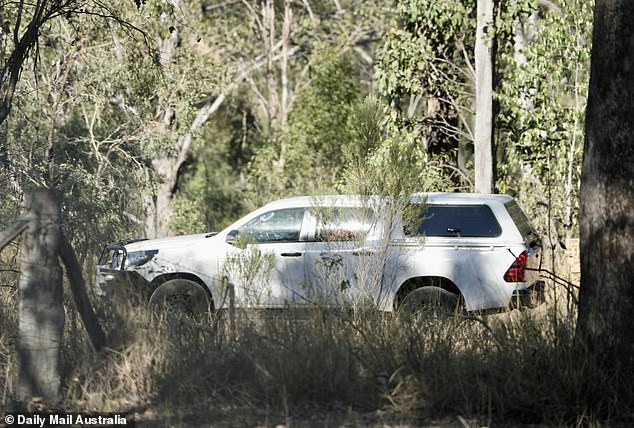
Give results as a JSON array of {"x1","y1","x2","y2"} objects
[
  {"x1": 59, "y1": 233, "x2": 106, "y2": 351},
  {"x1": 0, "y1": 219, "x2": 27, "y2": 252}
]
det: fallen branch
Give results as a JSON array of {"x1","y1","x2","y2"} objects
[
  {"x1": 59, "y1": 234, "x2": 106, "y2": 351},
  {"x1": 0, "y1": 218, "x2": 27, "y2": 252}
]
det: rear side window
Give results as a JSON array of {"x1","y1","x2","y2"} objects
[
  {"x1": 314, "y1": 207, "x2": 376, "y2": 241},
  {"x1": 406, "y1": 205, "x2": 502, "y2": 237},
  {"x1": 504, "y1": 200, "x2": 539, "y2": 245}
]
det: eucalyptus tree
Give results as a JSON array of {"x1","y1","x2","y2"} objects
[
  {"x1": 0, "y1": 0, "x2": 144, "y2": 405},
  {"x1": 376, "y1": 0, "x2": 477, "y2": 190},
  {"x1": 497, "y1": 0, "x2": 592, "y2": 240},
  {"x1": 165, "y1": 0, "x2": 387, "y2": 231},
  {"x1": 375, "y1": 0, "x2": 592, "y2": 221},
  {"x1": 0, "y1": 0, "x2": 103, "y2": 126},
  {"x1": 0, "y1": 0, "x2": 144, "y2": 208},
  {"x1": 1, "y1": 3, "x2": 155, "y2": 253},
  {"x1": 577, "y1": 0, "x2": 634, "y2": 370},
  {"x1": 474, "y1": 0, "x2": 495, "y2": 193}
]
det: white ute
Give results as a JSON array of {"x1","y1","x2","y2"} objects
[{"x1": 96, "y1": 193, "x2": 544, "y2": 314}]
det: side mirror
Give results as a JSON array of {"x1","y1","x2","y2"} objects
[{"x1": 225, "y1": 229, "x2": 239, "y2": 245}]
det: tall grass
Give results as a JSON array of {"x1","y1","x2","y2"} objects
[
  {"x1": 2, "y1": 248, "x2": 633, "y2": 426},
  {"x1": 0, "y1": 247, "x2": 19, "y2": 409},
  {"x1": 44, "y1": 300, "x2": 634, "y2": 425}
]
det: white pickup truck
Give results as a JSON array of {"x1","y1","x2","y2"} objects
[{"x1": 96, "y1": 193, "x2": 544, "y2": 314}]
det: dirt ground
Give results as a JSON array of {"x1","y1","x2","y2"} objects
[{"x1": 132, "y1": 406, "x2": 500, "y2": 428}]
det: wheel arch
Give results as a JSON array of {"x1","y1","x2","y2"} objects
[
  {"x1": 150, "y1": 273, "x2": 214, "y2": 308},
  {"x1": 394, "y1": 276, "x2": 462, "y2": 310}
]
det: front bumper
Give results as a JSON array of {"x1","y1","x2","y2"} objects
[
  {"x1": 96, "y1": 267, "x2": 153, "y2": 302},
  {"x1": 511, "y1": 280, "x2": 545, "y2": 309}
]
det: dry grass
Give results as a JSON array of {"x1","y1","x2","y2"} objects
[
  {"x1": 1, "y1": 248, "x2": 633, "y2": 427},
  {"x1": 0, "y1": 248, "x2": 19, "y2": 408},
  {"x1": 58, "y1": 302, "x2": 634, "y2": 426}
]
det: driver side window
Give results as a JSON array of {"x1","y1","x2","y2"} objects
[{"x1": 240, "y1": 208, "x2": 305, "y2": 243}]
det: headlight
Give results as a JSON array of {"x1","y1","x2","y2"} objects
[{"x1": 125, "y1": 250, "x2": 158, "y2": 268}]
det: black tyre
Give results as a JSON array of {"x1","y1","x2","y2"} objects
[
  {"x1": 148, "y1": 279, "x2": 211, "y2": 316},
  {"x1": 398, "y1": 286, "x2": 462, "y2": 319}
]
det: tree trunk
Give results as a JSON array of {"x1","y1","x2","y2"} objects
[
  {"x1": 263, "y1": 0, "x2": 278, "y2": 137},
  {"x1": 17, "y1": 188, "x2": 64, "y2": 404},
  {"x1": 143, "y1": 2, "x2": 224, "y2": 238},
  {"x1": 577, "y1": 0, "x2": 634, "y2": 366},
  {"x1": 278, "y1": 1, "x2": 292, "y2": 171},
  {"x1": 147, "y1": 155, "x2": 180, "y2": 238},
  {"x1": 144, "y1": 97, "x2": 224, "y2": 238},
  {"x1": 474, "y1": 0, "x2": 495, "y2": 194}
]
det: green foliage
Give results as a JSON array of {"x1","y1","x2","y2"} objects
[
  {"x1": 378, "y1": 0, "x2": 474, "y2": 99},
  {"x1": 170, "y1": 102, "x2": 254, "y2": 234},
  {"x1": 289, "y1": 46, "x2": 360, "y2": 176},
  {"x1": 344, "y1": 94, "x2": 385, "y2": 174},
  {"x1": 170, "y1": 1, "x2": 387, "y2": 224},
  {"x1": 340, "y1": 95, "x2": 451, "y2": 198},
  {"x1": 169, "y1": 160, "x2": 245, "y2": 235},
  {"x1": 375, "y1": 0, "x2": 591, "y2": 238},
  {"x1": 169, "y1": 198, "x2": 206, "y2": 235},
  {"x1": 497, "y1": 0, "x2": 593, "y2": 239},
  {"x1": 110, "y1": 0, "x2": 223, "y2": 157},
  {"x1": 374, "y1": 0, "x2": 476, "y2": 189},
  {"x1": 246, "y1": 46, "x2": 362, "y2": 205},
  {"x1": 2, "y1": 0, "x2": 230, "y2": 246},
  {"x1": 4, "y1": 32, "x2": 147, "y2": 251}
]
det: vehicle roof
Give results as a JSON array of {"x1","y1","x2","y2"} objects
[
  {"x1": 412, "y1": 192, "x2": 515, "y2": 204},
  {"x1": 263, "y1": 192, "x2": 515, "y2": 209}
]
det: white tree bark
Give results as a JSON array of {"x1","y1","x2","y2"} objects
[{"x1": 474, "y1": 0, "x2": 495, "y2": 194}]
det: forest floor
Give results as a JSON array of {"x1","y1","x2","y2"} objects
[{"x1": 132, "y1": 405, "x2": 495, "y2": 427}]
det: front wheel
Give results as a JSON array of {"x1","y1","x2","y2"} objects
[
  {"x1": 149, "y1": 279, "x2": 212, "y2": 317},
  {"x1": 398, "y1": 286, "x2": 462, "y2": 320}
]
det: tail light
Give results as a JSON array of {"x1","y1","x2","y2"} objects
[{"x1": 504, "y1": 251, "x2": 528, "y2": 282}]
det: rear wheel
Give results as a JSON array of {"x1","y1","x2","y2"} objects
[
  {"x1": 398, "y1": 286, "x2": 462, "y2": 320},
  {"x1": 149, "y1": 279, "x2": 211, "y2": 317}
]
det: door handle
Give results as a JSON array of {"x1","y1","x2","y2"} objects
[{"x1": 281, "y1": 252, "x2": 303, "y2": 257}]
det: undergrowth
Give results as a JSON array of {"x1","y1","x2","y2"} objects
[
  {"x1": 1, "y1": 259, "x2": 633, "y2": 426},
  {"x1": 47, "y1": 302, "x2": 634, "y2": 425}
]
